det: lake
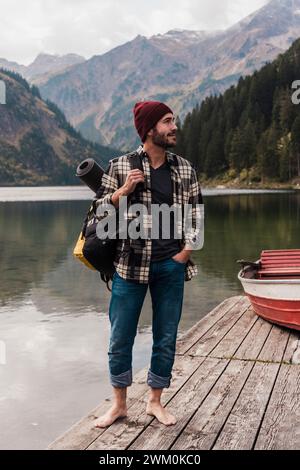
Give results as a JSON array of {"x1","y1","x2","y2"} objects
[{"x1": 0, "y1": 187, "x2": 299, "y2": 449}]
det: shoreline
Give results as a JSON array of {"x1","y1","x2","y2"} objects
[
  {"x1": 199, "y1": 177, "x2": 300, "y2": 191},
  {"x1": 1, "y1": 176, "x2": 300, "y2": 192},
  {"x1": 0, "y1": 184, "x2": 296, "y2": 202}
]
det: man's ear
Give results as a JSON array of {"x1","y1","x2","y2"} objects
[{"x1": 146, "y1": 128, "x2": 154, "y2": 140}]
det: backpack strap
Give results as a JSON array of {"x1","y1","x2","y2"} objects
[
  {"x1": 100, "y1": 272, "x2": 112, "y2": 291},
  {"x1": 91, "y1": 151, "x2": 145, "y2": 288},
  {"x1": 128, "y1": 152, "x2": 144, "y2": 193},
  {"x1": 130, "y1": 151, "x2": 143, "y2": 171},
  {"x1": 127, "y1": 152, "x2": 145, "y2": 279}
]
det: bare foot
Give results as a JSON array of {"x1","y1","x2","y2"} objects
[
  {"x1": 146, "y1": 401, "x2": 177, "y2": 426},
  {"x1": 94, "y1": 404, "x2": 127, "y2": 428}
]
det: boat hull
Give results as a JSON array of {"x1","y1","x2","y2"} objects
[
  {"x1": 246, "y1": 293, "x2": 300, "y2": 330},
  {"x1": 238, "y1": 268, "x2": 300, "y2": 331}
]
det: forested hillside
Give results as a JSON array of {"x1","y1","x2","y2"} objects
[
  {"x1": 0, "y1": 69, "x2": 120, "y2": 186},
  {"x1": 175, "y1": 37, "x2": 300, "y2": 184}
]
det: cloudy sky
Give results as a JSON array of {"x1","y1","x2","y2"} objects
[{"x1": 0, "y1": 0, "x2": 269, "y2": 65}]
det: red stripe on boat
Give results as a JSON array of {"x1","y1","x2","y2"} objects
[{"x1": 247, "y1": 293, "x2": 300, "y2": 331}]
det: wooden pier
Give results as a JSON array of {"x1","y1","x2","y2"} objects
[{"x1": 48, "y1": 295, "x2": 300, "y2": 450}]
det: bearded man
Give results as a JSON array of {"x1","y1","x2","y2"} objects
[{"x1": 94, "y1": 101, "x2": 203, "y2": 428}]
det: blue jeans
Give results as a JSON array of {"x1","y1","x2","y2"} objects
[{"x1": 108, "y1": 257, "x2": 185, "y2": 389}]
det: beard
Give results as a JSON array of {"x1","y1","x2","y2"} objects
[{"x1": 151, "y1": 127, "x2": 176, "y2": 149}]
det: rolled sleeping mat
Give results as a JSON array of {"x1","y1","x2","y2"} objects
[{"x1": 76, "y1": 158, "x2": 104, "y2": 194}]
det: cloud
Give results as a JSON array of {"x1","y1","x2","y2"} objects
[{"x1": 0, "y1": 0, "x2": 269, "y2": 65}]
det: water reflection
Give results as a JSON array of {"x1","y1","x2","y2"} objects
[
  {"x1": 1, "y1": 193, "x2": 300, "y2": 327},
  {"x1": 0, "y1": 192, "x2": 299, "y2": 449}
]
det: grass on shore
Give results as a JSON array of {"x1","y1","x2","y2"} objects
[{"x1": 199, "y1": 169, "x2": 300, "y2": 190}]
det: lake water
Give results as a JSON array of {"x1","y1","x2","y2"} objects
[{"x1": 0, "y1": 187, "x2": 299, "y2": 449}]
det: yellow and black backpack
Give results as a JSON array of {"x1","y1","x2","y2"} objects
[{"x1": 73, "y1": 152, "x2": 144, "y2": 290}]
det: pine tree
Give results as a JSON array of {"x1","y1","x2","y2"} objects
[
  {"x1": 229, "y1": 127, "x2": 242, "y2": 171},
  {"x1": 277, "y1": 134, "x2": 292, "y2": 181},
  {"x1": 174, "y1": 116, "x2": 185, "y2": 157},
  {"x1": 204, "y1": 130, "x2": 224, "y2": 177},
  {"x1": 257, "y1": 126, "x2": 279, "y2": 181},
  {"x1": 291, "y1": 115, "x2": 300, "y2": 177}
]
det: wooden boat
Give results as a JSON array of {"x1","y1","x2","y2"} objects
[{"x1": 238, "y1": 249, "x2": 300, "y2": 331}]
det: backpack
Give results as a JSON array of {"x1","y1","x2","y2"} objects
[{"x1": 73, "y1": 152, "x2": 144, "y2": 291}]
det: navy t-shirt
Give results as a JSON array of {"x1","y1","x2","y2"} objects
[{"x1": 150, "y1": 160, "x2": 181, "y2": 261}]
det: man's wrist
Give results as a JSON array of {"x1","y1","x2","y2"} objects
[
  {"x1": 181, "y1": 248, "x2": 192, "y2": 258},
  {"x1": 119, "y1": 185, "x2": 129, "y2": 197},
  {"x1": 111, "y1": 186, "x2": 129, "y2": 206},
  {"x1": 174, "y1": 249, "x2": 191, "y2": 262}
]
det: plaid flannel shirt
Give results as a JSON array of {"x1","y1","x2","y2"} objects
[{"x1": 95, "y1": 145, "x2": 204, "y2": 283}]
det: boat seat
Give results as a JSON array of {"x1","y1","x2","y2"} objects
[{"x1": 258, "y1": 249, "x2": 300, "y2": 278}]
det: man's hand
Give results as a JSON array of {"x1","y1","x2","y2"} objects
[
  {"x1": 172, "y1": 249, "x2": 192, "y2": 264},
  {"x1": 111, "y1": 169, "x2": 144, "y2": 206},
  {"x1": 122, "y1": 169, "x2": 145, "y2": 196}
]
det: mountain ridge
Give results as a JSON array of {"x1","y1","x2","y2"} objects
[
  {"x1": 2, "y1": 0, "x2": 300, "y2": 150},
  {"x1": 0, "y1": 69, "x2": 119, "y2": 186},
  {"x1": 35, "y1": 0, "x2": 300, "y2": 149}
]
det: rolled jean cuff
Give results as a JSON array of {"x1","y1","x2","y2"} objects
[
  {"x1": 147, "y1": 369, "x2": 172, "y2": 389},
  {"x1": 110, "y1": 368, "x2": 132, "y2": 388}
]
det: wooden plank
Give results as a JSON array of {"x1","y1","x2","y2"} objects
[
  {"x1": 86, "y1": 355, "x2": 205, "y2": 450},
  {"x1": 233, "y1": 316, "x2": 273, "y2": 361},
  {"x1": 254, "y1": 364, "x2": 300, "y2": 450},
  {"x1": 170, "y1": 359, "x2": 254, "y2": 450},
  {"x1": 212, "y1": 362, "x2": 280, "y2": 449},
  {"x1": 262, "y1": 256, "x2": 300, "y2": 260},
  {"x1": 283, "y1": 331, "x2": 300, "y2": 364},
  {"x1": 210, "y1": 305, "x2": 257, "y2": 359},
  {"x1": 170, "y1": 318, "x2": 290, "y2": 451},
  {"x1": 211, "y1": 324, "x2": 291, "y2": 449},
  {"x1": 262, "y1": 249, "x2": 300, "y2": 255},
  {"x1": 128, "y1": 357, "x2": 229, "y2": 450},
  {"x1": 187, "y1": 296, "x2": 250, "y2": 357},
  {"x1": 257, "y1": 325, "x2": 290, "y2": 363},
  {"x1": 176, "y1": 296, "x2": 242, "y2": 355},
  {"x1": 261, "y1": 262, "x2": 300, "y2": 266}
]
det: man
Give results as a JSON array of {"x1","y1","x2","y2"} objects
[{"x1": 94, "y1": 101, "x2": 203, "y2": 428}]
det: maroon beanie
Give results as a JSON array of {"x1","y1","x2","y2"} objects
[{"x1": 133, "y1": 101, "x2": 173, "y2": 142}]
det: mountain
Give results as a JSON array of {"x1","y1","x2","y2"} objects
[
  {"x1": 30, "y1": 0, "x2": 300, "y2": 150},
  {"x1": 0, "y1": 53, "x2": 85, "y2": 84},
  {"x1": 26, "y1": 53, "x2": 86, "y2": 83},
  {"x1": 174, "y1": 35, "x2": 300, "y2": 183},
  {"x1": 149, "y1": 28, "x2": 222, "y2": 52},
  {"x1": 0, "y1": 69, "x2": 120, "y2": 186}
]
